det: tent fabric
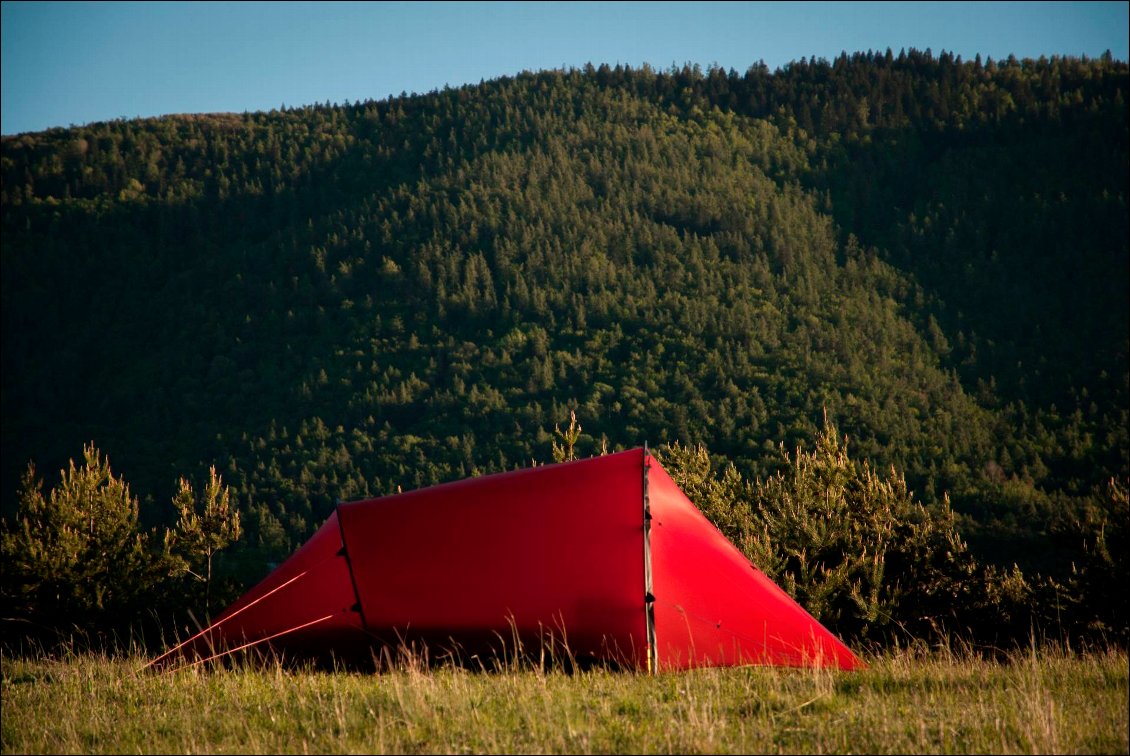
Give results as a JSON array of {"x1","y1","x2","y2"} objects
[
  {"x1": 338, "y1": 450, "x2": 646, "y2": 666},
  {"x1": 167, "y1": 448, "x2": 862, "y2": 671},
  {"x1": 648, "y1": 458, "x2": 861, "y2": 670}
]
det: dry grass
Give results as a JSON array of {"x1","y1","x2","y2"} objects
[{"x1": 2, "y1": 641, "x2": 1126, "y2": 754}]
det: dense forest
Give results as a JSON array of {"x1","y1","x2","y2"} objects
[{"x1": 2, "y1": 49, "x2": 1126, "y2": 650}]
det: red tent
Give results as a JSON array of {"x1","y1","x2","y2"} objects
[{"x1": 155, "y1": 448, "x2": 862, "y2": 671}]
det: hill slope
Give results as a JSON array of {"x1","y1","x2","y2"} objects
[{"x1": 2, "y1": 51, "x2": 1126, "y2": 582}]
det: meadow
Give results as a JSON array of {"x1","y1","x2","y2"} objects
[{"x1": 2, "y1": 642, "x2": 1126, "y2": 754}]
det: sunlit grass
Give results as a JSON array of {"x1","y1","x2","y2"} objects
[{"x1": 2, "y1": 641, "x2": 1126, "y2": 754}]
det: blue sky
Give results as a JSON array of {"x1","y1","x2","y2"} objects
[{"x1": 2, "y1": 1, "x2": 1128, "y2": 136}]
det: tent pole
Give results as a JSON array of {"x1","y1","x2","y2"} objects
[
  {"x1": 336, "y1": 501, "x2": 369, "y2": 630},
  {"x1": 642, "y1": 444, "x2": 658, "y2": 674}
]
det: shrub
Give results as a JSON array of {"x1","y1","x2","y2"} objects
[{"x1": 658, "y1": 417, "x2": 1040, "y2": 647}]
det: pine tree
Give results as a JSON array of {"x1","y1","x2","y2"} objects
[
  {"x1": 166, "y1": 466, "x2": 243, "y2": 618},
  {"x1": 551, "y1": 411, "x2": 582, "y2": 462},
  {"x1": 0, "y1": 444, "x2": 158, "y2": 630}
]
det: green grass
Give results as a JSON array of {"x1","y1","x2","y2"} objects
[{"x1": 2, "y1": 643, "x2": 1126, "y2": 754}]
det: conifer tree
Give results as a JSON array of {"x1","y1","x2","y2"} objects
[
  {"x1": 166, "y1": 466, "x2": 243, "y2": 618},
  {"x1": 659, "y1": 416, "x2": 990, "y2": 643},
  {"x1": 0, "y1": 444, "x2": 157, "y2": 630},
  {"x1": 551, "y1": 410, "x2": 583, "y2": 462}
]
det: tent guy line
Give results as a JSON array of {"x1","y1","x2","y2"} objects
[
  {"x1": 140, "y1": 567, "x2": 321, "y2": 673},
  {"x1": 167, "y1": 614, "x2": 337, "y2": 674}
]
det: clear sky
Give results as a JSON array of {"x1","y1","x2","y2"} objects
[{"x1": 2, "y1": 1, "x2": 1128, "y2": 136}]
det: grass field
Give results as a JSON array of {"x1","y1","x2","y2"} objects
[{"x1": 2, "y1": 642, "x2": 1127, "y2": 754}]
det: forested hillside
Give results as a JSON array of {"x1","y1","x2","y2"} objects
[{"x1": 2, "y1": 50, "x2": 1126, "y2": 644}]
